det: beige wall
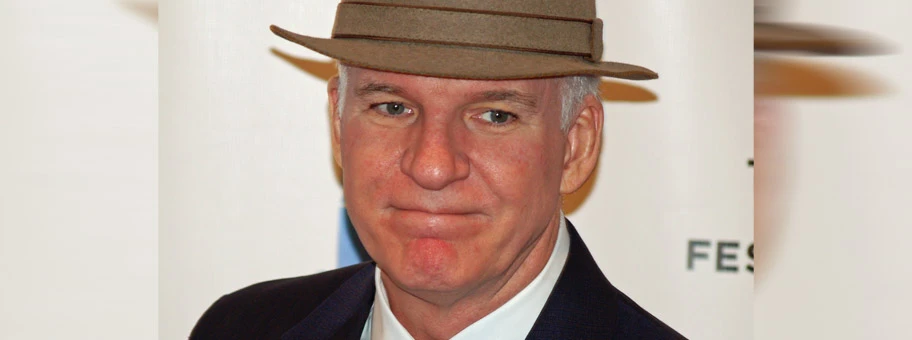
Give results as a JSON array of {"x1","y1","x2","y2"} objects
[
  {"x1": 754, "y1": 0, "x2": 912, "y2": 339},
  {"x1": 0, "y1": 0, "x2": 158, "y2": 339},
  {"x1": 0, "y1": 0, "x2": 761, "y2": 339},
  {"x1": 6, "y1": 0, "x2": 912, "y2": 338},
  {"x1": 158, "y1": 1, "x2": 342, "y2": 338}
]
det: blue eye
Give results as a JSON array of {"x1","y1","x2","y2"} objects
[
  {"x1": 479, "y1": 110, "x2": 515, "y2": 124},
  {"x1": 374, "y1": 103, "x2": 411, "y2": 116}
]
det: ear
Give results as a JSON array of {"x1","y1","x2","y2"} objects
[
  {"x1": 328, "y1": 76, "x2": 343, "y2": 168},
  {"x1": 560, "y1": 94, "x2": 603, "y2": 194}
]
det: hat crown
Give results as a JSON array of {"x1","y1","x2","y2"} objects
[
  {"x1": 331, "y1": 0, "x2": 605, "y2": 62},
  {"x1": 340, "y1": 0, "x2": 597, "y2": 20},
  {"x1": 269, "y1": 0, "x2": 658, "y2": 80}
]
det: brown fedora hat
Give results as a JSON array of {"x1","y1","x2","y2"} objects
[{"x1": 270, "y1": 0, "x2": 657, "y2": 80}]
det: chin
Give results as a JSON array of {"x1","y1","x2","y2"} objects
[{"x1": 379, "y1": 238, "x2": 486, "y2": 292}]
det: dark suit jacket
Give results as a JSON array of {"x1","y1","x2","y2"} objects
[{"x1": 190, "y1": 220, "x2": 687, "y2": 339}]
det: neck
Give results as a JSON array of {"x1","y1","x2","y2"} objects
[{"x1": 381, "y1": 213, "x2": 563, "y2": 340}]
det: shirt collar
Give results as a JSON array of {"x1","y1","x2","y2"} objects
[{"x1": 362, "y1": 214, "x2": 571, "y2": 340}]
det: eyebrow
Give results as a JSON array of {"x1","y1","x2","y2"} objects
[
  {"x1": 353, "y1": 82, "x2": 540, "y2": 111},
  {"x1": 355, "y1": 82, "x2": 405, "y2": 97},
  {"x1": 474, "y1": 90, "x2": 539, "y2": 111}
]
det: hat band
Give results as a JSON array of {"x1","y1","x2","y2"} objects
[{"x1": 331, "y1": 2, "x2": 604, "y2": 61}]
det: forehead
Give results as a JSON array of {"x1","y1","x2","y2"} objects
[{"x1": 343, "y1": 67, "x2": 561, "y2": 101}]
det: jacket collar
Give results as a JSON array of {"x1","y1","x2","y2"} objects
[
  {"x1": 281, "y1": 262, "x2": 376, "y2": 340},
  {"x1": 525, "y1": 219, "x2": 619, "y2": 338}
]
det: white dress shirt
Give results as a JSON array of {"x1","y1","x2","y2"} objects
[{"x1": 361, "y1": 215, "x2": 571, "y2": 340}]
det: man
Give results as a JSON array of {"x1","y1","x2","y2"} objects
[{"x1": 191, "y1": 0, "x2": 685, "y2": 338}]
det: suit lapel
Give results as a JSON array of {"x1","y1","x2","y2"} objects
[
  {"x1": 526, "y1": 220, "x2": 619, "y2": 339},
  {"x1": 281, "y1": 263, "x2": 376, "y2": 340}
]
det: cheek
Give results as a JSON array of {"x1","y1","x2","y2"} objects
[
  {"x1": 339, "y1": 122, "x2": 401, "y2": 202},
  {"x1": 471, "y1": 133, "x2": 565, "y2": 202},
  {"x1": 339, "y1": 121, "x2": 404, "y2": 255}
]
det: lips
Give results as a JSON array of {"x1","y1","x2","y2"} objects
[
  {"x1": 389, "y1": 198, "x2": 484, "y2": 215},
  {"x1": 394, "y1": 206, "x2": 477, "y2": 215},
  {"x1": 387, "y1": 204, "x2": 487, "y2": 239}
]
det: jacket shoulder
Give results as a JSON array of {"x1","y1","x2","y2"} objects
[
  {"x1": 615, "y1": 290, "x2": 688, "y2": 339},
  {"x1": 189, "y1": 262, "x2": 373, "y2": 340}
]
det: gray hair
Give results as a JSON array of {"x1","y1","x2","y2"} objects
[
  {"x1": 336, "y1": 64, "x2": 600, "y2": 132},
  {"x1": 558, "y1": 75, "x2": 601, "y2": 132},
  {"x1": 336, "y1": 64, "x2": 350, "y2": 117}
]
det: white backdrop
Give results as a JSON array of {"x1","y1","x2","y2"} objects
[
  {"x1": 6, "y1": 1, "x2": 911, "y2": 339},
  {"x1": 0, "y1": 0, "x2": 158, "y2": 339},
  {"x1": 159, "y1": 1, "x2": 752, "y2": 339},
  {"x1": 754, "y1": 1, "x2": 912, "y2": 339}
]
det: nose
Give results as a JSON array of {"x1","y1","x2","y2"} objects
[{"x1": 400, "y1": 119, "x2": 470, "y2": 191}]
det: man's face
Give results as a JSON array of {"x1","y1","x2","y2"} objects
[{"x1": 329, "y1": 67, "x2": 599, "y2": 295}]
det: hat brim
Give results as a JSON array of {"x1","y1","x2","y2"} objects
[
  {"x1": 270, "y1": 25, "x2": 657, "y2": 81},
  {"x1": 755, "y1": 22, "x2": 891, "y2": 56}
]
